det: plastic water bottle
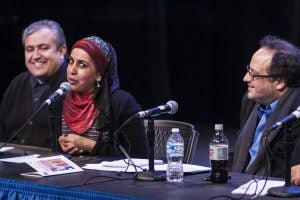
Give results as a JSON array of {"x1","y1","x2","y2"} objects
[
  {"x1": 166, "y1": 128, "x2": 184, "y2": 182},
  {"x1": 209, "y1": 124, "x2": 229, "y2": 184}
]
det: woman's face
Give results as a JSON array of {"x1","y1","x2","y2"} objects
[{"x1": 67, "y1": 48, "x2": 101, "y2": 93}]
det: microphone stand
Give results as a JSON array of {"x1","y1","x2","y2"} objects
[
  {"x1": 48, "y1": 104, "x2": 58, "y2": 152},
  {"x1": 267, "y1": 125, "x2": 300, "y2": 197},
  {"x1": 0, "y1": 103, "x2": 48, "y2": 150},
  {"x1": 136, "y1": 117, "x2": 166, "y2": 181}
]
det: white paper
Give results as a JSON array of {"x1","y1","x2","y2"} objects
[
  {"x1": 0, "y1": 154, "x2": 40, "y2": 163},
  {"x1": 83, "y1": 158, "x2": 163, "y2": 172},
  {"x1": 0, "y1": 147, "x2": 14, "y2": 152},
  {"x1": 101, "y1": 158, "x2": 163, "y2": 168},
  {"x1": 231, "y1": 179, "x2": 285, "y2": 196},
  {"x1": 83, "y1": 163, "x2": 144, "y2": 172},
  {"x1": 22, "y1": 155, "x2": 83, "y2": 177},
  {"x1": 83, "y1": 159, "x2": 210, "y2": 173},
  {"x1": 152, "y1": 164, "x2": 211, "y2": 173}
]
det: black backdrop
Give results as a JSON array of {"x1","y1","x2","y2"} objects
[{"x1": 1, "y1": 0, "x2": 300, "y2": 128}]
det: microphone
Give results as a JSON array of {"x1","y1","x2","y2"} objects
[
  {"x1": 43, "y1": 82, "x2": 72, "y2": 106},
  {"x1": 269, "y1": 106, "x2": 300, "y2": 132},
  {"x1": 137, "y1": 100, "x2": 178, "y2": 118},
  {"x1": 0, "y1": 82, "x2": 72, "y2": 152}
]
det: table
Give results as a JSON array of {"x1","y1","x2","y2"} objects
[{"x1": 0, "y1": 143, "x2": 290, "y2": 199}]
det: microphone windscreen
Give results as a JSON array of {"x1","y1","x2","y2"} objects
[
  {"x1": 60, "y1": 82, "x2": 72, "y2": 93},
  {"x1": 167, "y1": 100, "x2": 178, "y2": 114}
]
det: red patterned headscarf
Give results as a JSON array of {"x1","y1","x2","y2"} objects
[
  {"x1": 63, "y1": 36, "x2": 112, "y2": 135},
  {"x1": 71, "y1": 36, "x2": 111, "y2": 77}
]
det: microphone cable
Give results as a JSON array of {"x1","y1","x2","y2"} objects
[
  {"x1": 239, "y1": 132, "x2": 273, "y2": 199},
  {"x1": 65, "y1": 114, "x2": 144, "y2": 189},
  {"x1": 64, "y1": 173, "x2": 136, "y2": 189},
  {"x1": 208, "y1": 132, "x2": 274, "y2": 200},
  {"x1": 112, "y1": 113, "x2": 139, "y2": 161},
  {"x1": 240, "y1": 131, "x2": 274, "y2": 199},
  {"x1": 247, "y1": 135, "x2": 272, "y2": 199},
  {"x1": 112, "y1": 113, "x2": 150, "y2": 177},
  {"x1": 0, "y1": 82, "x2": 71, "y2": 151}
]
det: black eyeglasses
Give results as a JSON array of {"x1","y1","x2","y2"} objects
[{"x1": 246, "y1": 65, "x2": 278, "y2": 81}]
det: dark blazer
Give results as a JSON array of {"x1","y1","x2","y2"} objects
[
  {"x1": 52, "y1": 89, "x2": 149, "y2": 158},
  {"x1": 232, "y1": 87, "x2": 300, "y2": 178}
]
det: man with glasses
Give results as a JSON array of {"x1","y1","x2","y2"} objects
[{"x1": 232, "y1": 35, "x2": 300, "y2": 181}]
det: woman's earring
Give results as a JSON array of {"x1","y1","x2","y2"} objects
[{"x1": 97, "y1": 81, "x2": 100, "y2": 88}]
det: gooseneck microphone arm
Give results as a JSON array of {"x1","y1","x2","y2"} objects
[
  {"x1": 267, "y1": 125, "x2": 300, "y2": 197},
  {"x1": 135, "y1": 117, "x2": 166, "y2": 181},
  {"x1": 267, "y1": 107, "x2": 300, "y2": 197},
  {"x1": 49, "y1": 104, "x2": 58, "y2": 152},
  {"x1": 268, "y1": 106, "x2": 300, "y2": 132},
  {"x1": 112, "y1": 100, "x2": 179, "y2": 181},
  {"x1": 0, "y1": 82, "x2": 72, "y2": 151},
  {"x1": 0, "y1": 103, "x2": 47, "y2": 150},
  {"x1": 135, "y1": 100, "x2": 178, "y2": 181},
  {"x1": 147, "y1": 117, "x2": 155, "y2": 171}
]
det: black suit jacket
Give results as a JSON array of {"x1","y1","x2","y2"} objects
[{"x1": 232, "y1": 87, "x2": 300, "y2": 178}]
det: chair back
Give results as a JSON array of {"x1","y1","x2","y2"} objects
[{"x1": 144, "y1": 119, "x2": 199, "y2": 164}]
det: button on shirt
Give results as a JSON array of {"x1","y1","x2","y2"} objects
[
  {"x1": 31, "y1": 77, "x2": 51, "y2": 111},
  {"x1": 247, "y1": 101, "x2": 278, "y2": 171}
]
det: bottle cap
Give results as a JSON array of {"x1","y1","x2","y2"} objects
[
  {"x1": 215, "y1": 124, "x2": 223, "y2": 130},
  {"x1": 171, "y1": 128, "x2": 180, "y2": 133}
]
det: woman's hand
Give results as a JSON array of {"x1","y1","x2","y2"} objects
[
  {"x1": 291, "y1": 165, "x2": 300, "y2": 185},
  {"x1": 58, "y1": 134, "x2": 96, "y2": 154}
]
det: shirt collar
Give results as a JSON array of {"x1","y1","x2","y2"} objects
[{"x1": 256, "y1": 100, "x2": 278, "y2": 118}]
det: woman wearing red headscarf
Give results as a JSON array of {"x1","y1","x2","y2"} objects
[{"x1": 56, "y1": 36, "x2": 148, "y2": 158}]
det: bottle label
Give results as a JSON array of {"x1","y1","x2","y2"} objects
[
  {"x1": 209, "y1": 144, "x2": 228, "y2": 160},
  {"x1": 167, "y1": 143, "x2": 184, "y2": 154}
]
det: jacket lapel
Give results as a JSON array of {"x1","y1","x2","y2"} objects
[
  {"x1": 247, "y1": 88, "x2": 298, "y2": 174},
  {"x1": 232, "y1": 107, "x2": 258, "y2": 172}
]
